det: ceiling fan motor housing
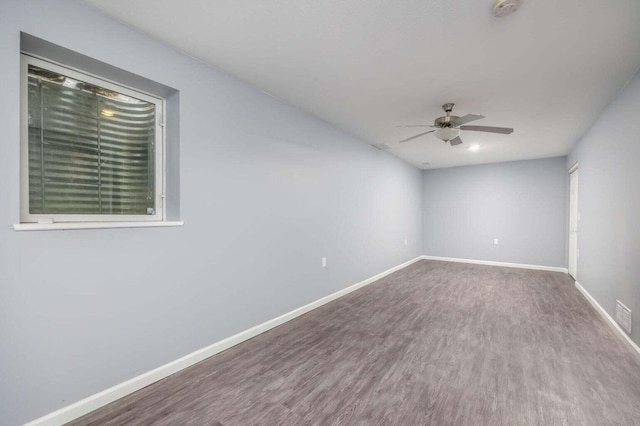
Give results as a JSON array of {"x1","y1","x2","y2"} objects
[
  {"x1": 435, "y1": 115, "x2": 458, "y2": 127},
  {"x1": 436, "y1": 103, "x2": 456, "y2": 127},
  {"x1": 493, "y1": 0, "x2": 523, "y2": 17}
]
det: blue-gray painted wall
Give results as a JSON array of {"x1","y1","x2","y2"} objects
[
  {"x1": 0, "y1": 1, "x2": 422, "y2": 424},
  {"x1": 567, "y1": 68, "x2": 640, "y2": 347},
  {"x1": 5, "y1": 0, "x2": 639, "y2": 424},
  {"x1": 422, "y1": 157, "x2": 567, "y2": 267}
]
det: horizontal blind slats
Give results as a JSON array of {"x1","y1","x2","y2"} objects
[{"x1": 28, "y1": 67, "x2": 156, "y2": 216}]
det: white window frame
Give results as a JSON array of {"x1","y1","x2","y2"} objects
[{"x1": 20, "y1": 54, "x2": 166, "y2": 224}]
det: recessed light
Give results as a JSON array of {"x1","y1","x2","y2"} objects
[{"x1": 468, "y1": 144, "x2": 480, "y2": 152}]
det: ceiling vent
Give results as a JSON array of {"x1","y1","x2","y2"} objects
[{"x1": 493, "y1": 0, "x2": 523, "y2": 17}]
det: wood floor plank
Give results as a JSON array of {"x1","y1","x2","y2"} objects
[{"x1": 69, "y1": 260, "x2": 640, "y2": 425}]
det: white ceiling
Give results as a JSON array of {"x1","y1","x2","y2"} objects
[{"x1": 81, "y1": 0, "x2": 640, "y2": 169}]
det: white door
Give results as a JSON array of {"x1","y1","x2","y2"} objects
[{"x1": 568, "y1": 167, "x2": 579, "y2": 279}]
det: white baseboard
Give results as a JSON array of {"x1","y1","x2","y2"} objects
[
  {"x1": 420, "y1": 255, "x2": 568, "y2": 273},
  {"x1": 24, "y1": 256, "x2": 423, "y2": 426},
  {"x1": 574, "y1": 281, "x2": 640, "y2": 357}
]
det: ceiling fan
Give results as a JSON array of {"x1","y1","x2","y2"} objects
[{"x1": 398, "y1": 103, "x2": 513, "y2": 146}]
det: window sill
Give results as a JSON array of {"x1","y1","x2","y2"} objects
[{"x1": 13, "y1": 221, "x2": 184, "y2": 232}]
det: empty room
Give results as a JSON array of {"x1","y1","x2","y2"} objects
[{"x1": 2, "y1": 0, "x2": 640, "y2": 425}]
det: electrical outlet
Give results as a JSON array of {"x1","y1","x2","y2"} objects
[
  {"x1": 404, "y1": 239, "x2": 408, "y2": 245},
  {"x1": 321, "y1": 257, "x2": 327, "y2": 268},
  {"x1": 493, "y1": 238, "x2": 499, "y2": 245},
  {"x1": 616, "y1": 300, "x2": 632, "y2": 334}
]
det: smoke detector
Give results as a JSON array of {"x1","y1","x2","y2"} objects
[{"x1": 493, "y1": 0, "x2": 523, "y2": 17}]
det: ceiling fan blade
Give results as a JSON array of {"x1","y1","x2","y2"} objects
[
  {"x1": 452, "y1": 113, "x2": 484, "y2": 126},
  {"x1": 460, "y1": 125, "x2": 513, "y2": 134},
  {"x1": 449, "y1": 136, "x2": 463, "y2": 146},
  {"x1": 399, "y1": 130, "x2": 436, "y2": 143},
  {"x1": 396, "y1": 124, "x2": 435, "y2": 128}
]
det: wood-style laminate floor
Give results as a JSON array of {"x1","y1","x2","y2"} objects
[{"x1": 70, "y1": 260, "x2": 640, "y2": 425}]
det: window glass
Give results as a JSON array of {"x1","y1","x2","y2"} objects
[{"x1": 26, "y1": 62, "x2": 158, "y2": 217}]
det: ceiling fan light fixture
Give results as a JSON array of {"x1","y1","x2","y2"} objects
[{"x1": 434, "y1": 127, "x2": 460, "y2": 142}]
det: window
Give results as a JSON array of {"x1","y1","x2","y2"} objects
[{"x1": 20, "y1": 55, "x2": 164, "y2": 223}]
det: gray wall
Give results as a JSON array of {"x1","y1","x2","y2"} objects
[
  {"x1": 567, "y1": 68, "x2": 640, "y2": 347},
  {"x1": 0, "y1": 1, "x2": 422, "y2": 424},
  {"x1": 422, "y1": 157, "x2": 567, "y2": 267}
]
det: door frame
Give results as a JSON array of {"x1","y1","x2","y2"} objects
[{"x1": 568, "y1": 162, "x2": 579, "y2": 279}]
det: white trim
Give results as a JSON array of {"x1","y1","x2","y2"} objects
[
  {"x1": 13, "y1": 221, "x2": 184, "y2": 231},
  {"x1": 568, "y1": 161, "x2": 579, "y2": 174},
  {"x1": 20, "y1": 56, "x2": 29, "y2": 224},
  {"x1": 568, "y1": 167, "x2": 579, "y2": 279},
  {"x1": 24, "y1": 256, "x2": 422, "y2": 426},
  {"x1": 20, "y1": 54, "x2": 166, "y2": 223},
  {"x1": 420, "y1": 255, "x2": 568, "y2": 273},
  {"x1": 575, "y1": 281, "x2": 640, "y2": 357}
]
